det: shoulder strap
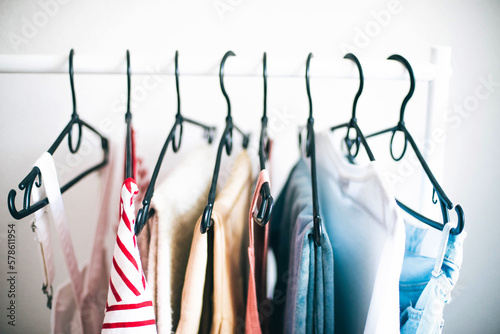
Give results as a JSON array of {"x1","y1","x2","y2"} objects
[
  {"x1": 31, "y1": 190, "x2": 55, "y2": 309},
  {"x1": 34, "y1": 152, "x2": 84, "y2": 308}
]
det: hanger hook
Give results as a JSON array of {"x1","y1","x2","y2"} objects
[
  {"x1": 263, "y1": 52, "x2": 267, "y2": 119},
  {"x1": 126, "y1": 50, "x2": 131, "y2": 120},
  {"x1": 344, "y1": 53, "x2": 364, "y2": 120},
  {"x1": 172, "y1": 50, "x2": 184, "y2": 153},
  {"x1": 388, "y1": 54, "x2": 415, "y2": 124},
  {"x1": 305, "y1": 53, "x2": 315, "y2": 158},
  {"x1": 451, "y1": 204, "x2": 465, "y2": 235},
  {"x1": 175, "y1": 50, "x2": 181, "y2": 117},
  {"x1": 261, "y1": 52, "x2": 270, "y2": 163},
  {"x1": 342, "y1": 53, "x2": 364, "y2": 159},
  {"x1": 69, "y1": 49, "x2": 77, "y2": 117},
  {"x1": 124, "y1": 50, "x2": 134, "y2": 179},
  {"x1": 306, "y1": 53, "x2": 313, "y2": 119},
  {"x1": 220, "y1": 51, "x2": 236, "y2": 119},
  {"x1": 67, "y1": 49, "x2": 82, "y2": 153}
]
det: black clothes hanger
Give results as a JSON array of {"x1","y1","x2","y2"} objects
[
  {"x1": 134, "y1": 51, "x2": 217, "y2": 235},
  {"x1": 303, "y1": 53, "x2": 322, "y2": 246},
  {"x1": 330, "y1": 53, "x2": 375, "y2": 162},
  {"x1": 125, "y1": 50, "x2": 133, "y2": 179},
  {"x1": 199, "y1": 51, "x2": 251, "y2": 234},
  {"x1": 253, "y1": 52, "x2": 273, "y2": 227},
  {"x1": 8, "y1": 49, "x2": 109, "y2": 220},
  {"x1": 364, "y1": 54, "x2": 464, "y2": 235}
]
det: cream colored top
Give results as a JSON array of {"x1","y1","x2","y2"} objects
[
  {"x1": 138, "y1": 144, "x2": 216, "y2": 333},
  {"x1": 177, "y1": 150, "x2": 252, "y2": 334}
]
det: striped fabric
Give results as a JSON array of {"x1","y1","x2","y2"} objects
[{"x1": 102, "y1": 178, "x2": 157, "y2": 333}]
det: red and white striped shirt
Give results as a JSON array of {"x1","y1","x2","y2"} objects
[{"x1": 102, "y1": 178, "x2": 157, "y2": 333}]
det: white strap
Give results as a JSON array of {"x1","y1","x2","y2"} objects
[
  {"x1": 432, "y1": 220, "x2": 458, "y2": 277},
  {"x1": 31, "y1": 187, "x2": 55, "y2": 308},
  {"x1": 34, "y1": 152, "x2": 83, "y2": 308}
]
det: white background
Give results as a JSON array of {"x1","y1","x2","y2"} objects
[{"x1": 0, "y1": 0, "x2": 499, "y2": 333}]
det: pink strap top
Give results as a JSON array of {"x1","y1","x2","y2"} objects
[{"x1": 246, "y1": 170, "x2": 271, "y2": 334}]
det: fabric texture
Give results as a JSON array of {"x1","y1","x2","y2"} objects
[
  {"x1": 399, "y1": 222, "x2": 466, "y2": 334},
  {"x1": 314, "y1": 130, "x2": 405, "y2": 334},
  {"x1": 102, "y1": 178, "x2": 157, "y2": 333},
  {"x1": 245, "y1": 170, "x2": 270, "y2": 334},
  {"x1": 269, "y1": 159, "x2": 334, "y2": 334},
  {"x1": 137, "y1": 144, "x2": 215, "y2": 333},
  {"x1": 32, "y1": 148, "x2": 116, "y2": 334},
  {"x1": 177, "y1": 150, "x2": 252, "y2": 334},
  {"x1": 79, "y1": 151, "x2": 117, "y2": 334},
  {"x1": 174, "y1": 217, "x2": 208, "y2": 334}
]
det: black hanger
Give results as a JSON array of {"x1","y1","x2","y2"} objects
[
  {"x1": 199, "y1": 51, "x2": 251, "y2": 234},
  {"x1": 330, "y1": 53, "x2": 375, "y2": 162},
  {"x1": 125, "y1": 50, "x2": 133, "y2": 179},
  {"x1": 303, "y1": 53, "x2": 322, "y2": 246},
  {"x1": 252, "y1": 52, "x2": 273, "y2": 227},
  {"x1": 365, "y1": 54, "x2": 464, "y2": 235},
  {"x1": 8, "y1": 49, "x2": 109, "y2": 220},
  {"x1": 134, "y1": 51, "x2": 217, "y2": 235}
]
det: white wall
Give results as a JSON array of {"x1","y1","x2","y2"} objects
[{"x1": 0, "y1": 1, "x2": 499, "y2": 333}]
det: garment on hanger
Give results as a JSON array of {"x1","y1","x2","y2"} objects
[
  {"x1": 7, "y1": 50, "x2": 110, "y2": 223},
  {"x1": 245, "y1": 170, "x2": 271, "y2": 334},
  {"x1": 270, "y1": 159, "x2": 334, "y2": 334},
  {"x1": 101, "y1": 178, "x2": 157, "y2": 333},
  {"x1": 31, "y1": 145, "x2": 116, "y2": 334},
  {"x1": 399, "y1": 221, "x2": 466, "y2": 333},
  {"x1": 32, "y1": 152, "x2": 81, "y2": 333},
  {"x1": 177, "y1": 150, "x2": 252, "y2": 334},
  {"x1": 137, "y1": 144, "x2": 216, "y2": 333},
  {"x1": 102, "y1": 108, "x2": 156, "y2": 331},
  {"x1": 314, "y1": 130, "x2": 405, "y2": 334}
]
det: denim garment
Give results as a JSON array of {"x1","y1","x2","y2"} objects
[
  {"x1": 400, "y1": 224, "x2": 466, "y2": 334},
  {"x1": 284, "y1": 206, "x2": 335, "y2": 334},
  {"x1": 270, "y1": 159, "x2": 334, "y2": 334}
]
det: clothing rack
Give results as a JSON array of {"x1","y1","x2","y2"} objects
[{"x1": 0, "y1": 46, "x2": 452, "y2": 216}]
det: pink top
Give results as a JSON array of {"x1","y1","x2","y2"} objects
[{"x1": 246, "y1": 170, "x2": 271, "y2": 334}]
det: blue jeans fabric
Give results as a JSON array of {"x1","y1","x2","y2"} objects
[
  {"x1": 284, "y1": 209, "x2": 334, "y2": 334},
  {"x1": 399, "y1": 224, "x2": 466, "y2": 334},
  {"x1": 270, "y1": 159, "x2": 334, "y2": 334}
]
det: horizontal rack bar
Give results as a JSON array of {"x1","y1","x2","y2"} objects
[{"x1": 0, "y1": 54, "x2": 449, "y2": 81}]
